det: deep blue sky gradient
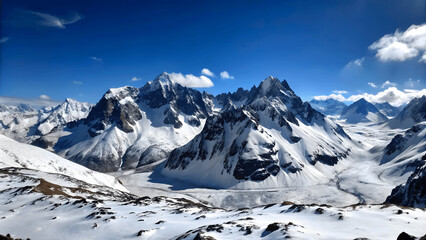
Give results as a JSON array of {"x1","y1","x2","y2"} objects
[{"x1": 1, "y1": 0, "x2": 425, "y2": 103}]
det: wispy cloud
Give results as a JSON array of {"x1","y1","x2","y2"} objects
[
  {"x1": 369, "y1": 23, "x2": 426, "y2": 62},
  {"x1": 368, "y1": 82, "x2": 378, "y2": 88},
  {"x1": 0, "y1": 37, "x2": 9, "y2": 44},
  {"x1": 201, "y1": 68, "x2": 214, "y2": 77},
  {"x1": 332, "y1": 90, "x2": 348, "y2": 94},
  {"x1": 91, "y1": 57, "x2": 102, "y2": 62},
  {"x1": 73, "y1": 81, "x2": 83, "y2": 85},
  {"x1": 131, "y1": 76, "x2": 141, "y2": 81},
  {"x1": 381, "y1": 80, "x2": 397, "y2": 88},
  {"x1": 344, "y1": 57, "x2": 365, "y2": 69},
  {"x1": 314, "y1": 87, "x2": 426, "y2": 107},
  {"x1": 169, "y1": 73, "x2": 214, "y2": 88},
  {"x1": 220, "y1": 71, "x2": 234, "y2": 79},
  {"x1": 406, "y1": 78, "x2": 421, "y2": 88},
  {"x1": 22, "y1": 10, "x2": 82, "y2": 29},
  {"x1": 0, "y1": 96, "x2": 62, "y2": 109},
  {"x1": 313, "y1": 94, "x2": 346, "y2": 102}
]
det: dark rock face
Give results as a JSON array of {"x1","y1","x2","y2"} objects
[
  {"x1": 313, "y1": 154, "x2": 339, "y2": 166},
  {"x1": 85, "y1": 86, "x2": 142, "y2": 136},
  {"x1": 385, "y1": 134, "x2": 407, "y2": 156},
  {"x1": 140, "y1": 73, "x2": 209, "y2": 128},
  {"x1": 385, "y1": 164, "x2": 426, "y2": 207},
  {"x1": 396, "y1": 232, "x2": 416, "y2": 240}
]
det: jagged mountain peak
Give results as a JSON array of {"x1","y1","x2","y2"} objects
[{"x1": 255, "y1": 76, "x2": 295, "y2": 99}]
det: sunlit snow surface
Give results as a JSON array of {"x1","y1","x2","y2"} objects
[{"x1": 0, "y1": 168, "x2": 425, "y2": 240}]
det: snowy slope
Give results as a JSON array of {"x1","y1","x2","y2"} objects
[
  {"x1": 162, "y1": 76, "x2": 356, "y2": 189},
  {"x1": 53, "y1": 73, "x2": 210, "y2": 172},
  {"x1": 0, "y1": 134, "x2": 127, "y2": 192},
  {"x1": 378, "y1": 122, "x2": 426, "y2": 184},
  {"x1": 340, "y1": 98, "x2": 388, "y2": 124},
  {"x1": 388, "y1": 95, "x2": 426, "y2": 129},
  {"x1": 0, "y1": 171, "x2": 425, "y2": 240}
]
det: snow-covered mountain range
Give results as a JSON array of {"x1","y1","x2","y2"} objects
[
  {"x1": 309, "y1": 98, "x2": 348, "y2": 116},
  {"x1": 0, "y1": 99, "x2": 92, "y2": 145},
  {"x1": 1, "y1": 73, "x2": 425, "y2": 239},
  {"x1": 162, "y1": 76, "x2": 355, "y2": 189},
  {"x1": 51, "y1": 73, "x2": 210, "y2": 172}
]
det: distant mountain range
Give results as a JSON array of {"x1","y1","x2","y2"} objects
[{"x1": 309, "y1": 98, "x2": 405, "y2": 123}]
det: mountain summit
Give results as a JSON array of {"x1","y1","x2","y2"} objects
[{"x1": 340, "y1": 98, "x2": 388, "y2": 124}]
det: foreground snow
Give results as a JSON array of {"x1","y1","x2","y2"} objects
[
  {"x1": 0, "y1": 168, "x2": 425, "y2": 240},
  {"x1": 0, "y1": 134, "x2": 127, "y2": 192}
]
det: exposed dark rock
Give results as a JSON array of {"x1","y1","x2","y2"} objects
[
  {"x1": 396, "y1": 232, "x2": 416, "y2": 240},
  {"x1": 385, "y1": 164, "x2": 426, "y2": 207}
]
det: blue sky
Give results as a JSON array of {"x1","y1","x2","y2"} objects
[{"x1": 1, "y1": 0, "x2": 425, "y2": 106}]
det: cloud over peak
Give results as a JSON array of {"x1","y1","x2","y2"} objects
[
  {"x1": 314, "y1": 87, "x2": 426, "y2": 107},
  {"x1": 369, "y1": 23, "x2": 426, "y2": 62},
  {"x1": 169, "y1": 73, "x2": 214, "y2": 88}
]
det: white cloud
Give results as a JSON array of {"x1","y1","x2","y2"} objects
[
  {"x1": 369, "y1": 23, "x2": 426, "y2": 62},
  {"x1": 346, "y1": 87, "x2": 426, "y2": 106},
  {"x1": 91, "y1": 57, "x2": 102, "y2": 62},
  {"x1": 314, "y1": 87, "x2": 426, "y2": 107},
  {"x1": 39, "y1": 95, "x2": 51, "y2": 100},
  {"x1": 420, "y1": 52, "x2": 426, "y2": 63},
  {"x1": 381, "y1": 80, "x2": 397, "y2": 88},
  {"x1": 220, "y1": 71, "x2": 234, "y2": 79},
  {"x1": 201, "y1": 68, "x2": 214, "y2": 77},
  {"x1": 169, "y1": 73, "x2": 214, "y2": 88},
  {"x1": 0, "y1": 37, "x2": 9, "y2": 44},
  {"x1": 368, "y1": 82, "x2": 378, "y2": 88},
  {"x1": 0, "y1": 96, "x2": 62, "y2": 109},
  {"x1": 131, "y1": 77, "x2": 141, "y2": 81},
  {"x1": 73, "y1": 81, "x2": 83, "y2": 85},
  {"x1": 344, "y1": 57, "x2": 365, "y2": 69},
  {"x1": 313, "y1": 94, "x2": 346, "y2": 102},
  {"x1": 24, "y1": 10, "x2": 82, "y2": 29},
  {"x1": 332, "y1": 90, "x2": 348, "y2": 94}
]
